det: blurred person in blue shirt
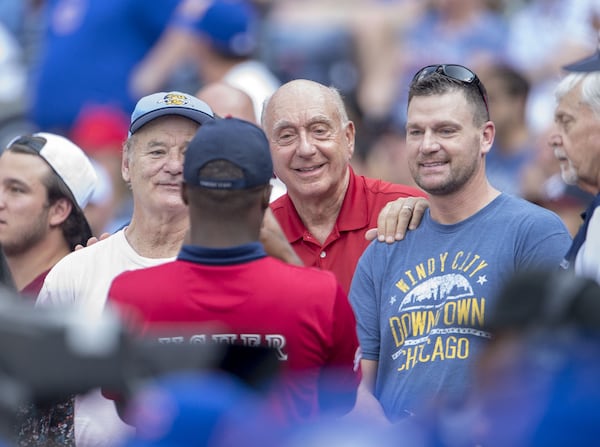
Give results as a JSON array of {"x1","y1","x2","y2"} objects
[{"x1": 29, "y1": 0, "x2": 182, "y2": 133}]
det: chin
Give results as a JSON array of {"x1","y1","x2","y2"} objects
[
  {"x1": 159, "y1": 198, "x2": 186, "y2": 211},
  {"x1": 559, "y1": 167, "x2": 579, "y2": 186}
]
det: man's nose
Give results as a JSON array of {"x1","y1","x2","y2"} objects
[
  {"x1": 165, "y1": 150, "x2": 183, "y2": 173},
  {"x1": 548, "y1": 133, "x2": 563, "y2": 149},
  {"x1": 421, "y1": 130, "x2": 440, "y2": 153},
  {"x1": 296, "y1": 131, "x2": 317, "y2": 157}
]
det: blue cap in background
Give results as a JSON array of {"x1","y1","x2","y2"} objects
[{"x1": 194, "y1": 0, "x2": 258, "y2": 57}]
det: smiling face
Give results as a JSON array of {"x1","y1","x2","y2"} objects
[
  {"x1": 405, "y1": 89, "x2": 493, "y2": 196},
  {"x1": 0, "y1": 151, "x2": 52, "y2": 256},
  {"x1": 123, "y1": 115, "x2": 199, "y2": 216},
  {"x1": 262, "y1": 80, "x2": 355, "y2": 204},
  {"x1": 553, "y1": 80, "x2": 600, "y2": 193}
]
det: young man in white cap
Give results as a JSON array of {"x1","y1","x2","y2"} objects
[
  {"x1": 0, "y1": 132, "x2": 97, "y2": 296},
  {"x1": 0, "y1": 132, "x2": 97, "y2": 446}
]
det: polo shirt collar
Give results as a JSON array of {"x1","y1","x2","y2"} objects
[{"x1": 178, "y1": 242, "x2": 266, "y2": 265}]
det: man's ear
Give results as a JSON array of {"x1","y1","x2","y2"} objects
[
  {"x1": 262, "y1": 184, "x2": 273, "y2": 209},
  {"x1": 48, "y1": 198, "x2": 73, "y2": 227},
  {"x1": 121, "y1": 142, "x2": 131, "y2": 183},
  {"x1": 481, "y1": 121, "x2": 495, "y2": 155},
  {"x1": 344, "y1": 121, "x2": 356, "y2": 160},
  {"x1": 181, "y1": 182, "x2": 189, "y2": 205}
]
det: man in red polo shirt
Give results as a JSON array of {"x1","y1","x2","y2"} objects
[{"x1": 262, "y1": 79, "x2": 428, "y2": 294}]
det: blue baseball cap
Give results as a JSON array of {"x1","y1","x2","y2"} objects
[
  {"x1": 183, "y1": 117, "x2": 273, "y2": 190},
  {"x1": 563, "y1": 49, "x2": 600, "y2": 72},
  {"x1": 129, "y1": 91, "x2": 214, "y2": 136},
  {"x1": 194, "y1": 0, "x2": 257, "y2": 57}
]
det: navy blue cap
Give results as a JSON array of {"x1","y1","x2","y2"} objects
[
  {"x1": 129, "y1": 91, "x2": 214, "y2": 136},
  {"x1": 563, "y1": 50, "x2": 600, "y2": 72},
  {"x1": 194, "y1": 0, "x2": 257, "y2": 57},
  {"x1": 183, "y1": 118, "x2": 273, "y2": 189}
]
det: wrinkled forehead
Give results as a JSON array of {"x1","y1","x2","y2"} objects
[
  {"x1": 134, "y1": 114, "x2": 201, "y2": 135},
  {"x1": 267, "y1": 85, "x2": 342, "y2": 129},
  {"x1": 555, "y1": 87, "x2": 593, "y2": 121},
  {"x1": 128, "y1": 115, "x2": 201, "y2": 148}
]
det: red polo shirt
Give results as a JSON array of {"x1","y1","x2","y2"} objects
[
  {"x1": 108, "y1": 244, "x2": 359, "y2": 424},
  {"x1": 270, "y1": 167, "x2": 426, "y2": 294}
]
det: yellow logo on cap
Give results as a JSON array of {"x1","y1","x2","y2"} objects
[{"x1": 159, "y1": 93, "x2": 189, "y2": 106}]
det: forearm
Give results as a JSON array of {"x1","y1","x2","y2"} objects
[
  {"x1": 351, "y1": 381, "x2": 390, "y2": 422},
  {"x1": 260, "y1": 208, "x2": 303, "y2": 266},
  {"x1": 345, "y1": 359, "x2": 391, "y2": 425}
]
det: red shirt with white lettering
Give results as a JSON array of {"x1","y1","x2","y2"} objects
[{"x1": 107, "y1": 244, "x2": 358, "y2": 424}]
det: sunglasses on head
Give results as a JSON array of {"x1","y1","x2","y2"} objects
[{"x1": 412, "y1": 64, "x2": 489, "y2": 118}]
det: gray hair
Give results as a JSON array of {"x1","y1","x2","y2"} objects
[
  {"x1": 555, "y1": 72, "x2": 600, "y2": 118},
  {"x1": 328, "y1": 85, "x2": 350, "y2": 123}
]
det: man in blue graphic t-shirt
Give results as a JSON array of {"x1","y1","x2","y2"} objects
[{"x1": 348, "y1": 64, "x2": 572, "y2": 423}]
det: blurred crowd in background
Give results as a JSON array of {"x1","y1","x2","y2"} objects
[
  {"x1": 0, "y1": 1, "x2": 599, "y2": 446},
  {"x1": 1, "y1": 0, "x2": 599, "y2": 237}
]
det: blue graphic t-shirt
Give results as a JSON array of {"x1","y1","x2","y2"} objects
[{"x1": 349, "y1": 194, "x2": 572, "y2": 420}]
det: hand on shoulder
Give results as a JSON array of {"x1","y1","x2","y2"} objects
[
  {"x1": 74, "y1": 232, "x2": 111, "y2": 251},
  {"x1": 365, "y1": 197, "x2": 429, "y2": 243}
]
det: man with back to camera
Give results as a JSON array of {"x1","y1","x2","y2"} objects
[
  {"x1": 348, "y1": 64, "x2": 572, "y2": 423},
  {"x1": 551, "y1": 49, "x2": 600, "y2": 283},
  {"x1": 107, "y1": 117, "x2": 359, "y2": 424}
]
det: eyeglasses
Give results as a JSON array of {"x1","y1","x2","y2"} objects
[{"x1": 412, "y1": 64, "x2": 489, "y2": 118}]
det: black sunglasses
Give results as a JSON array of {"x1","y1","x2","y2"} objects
[{"x1": 412, "y1": 64, "x2": 489, "y2": 118}]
